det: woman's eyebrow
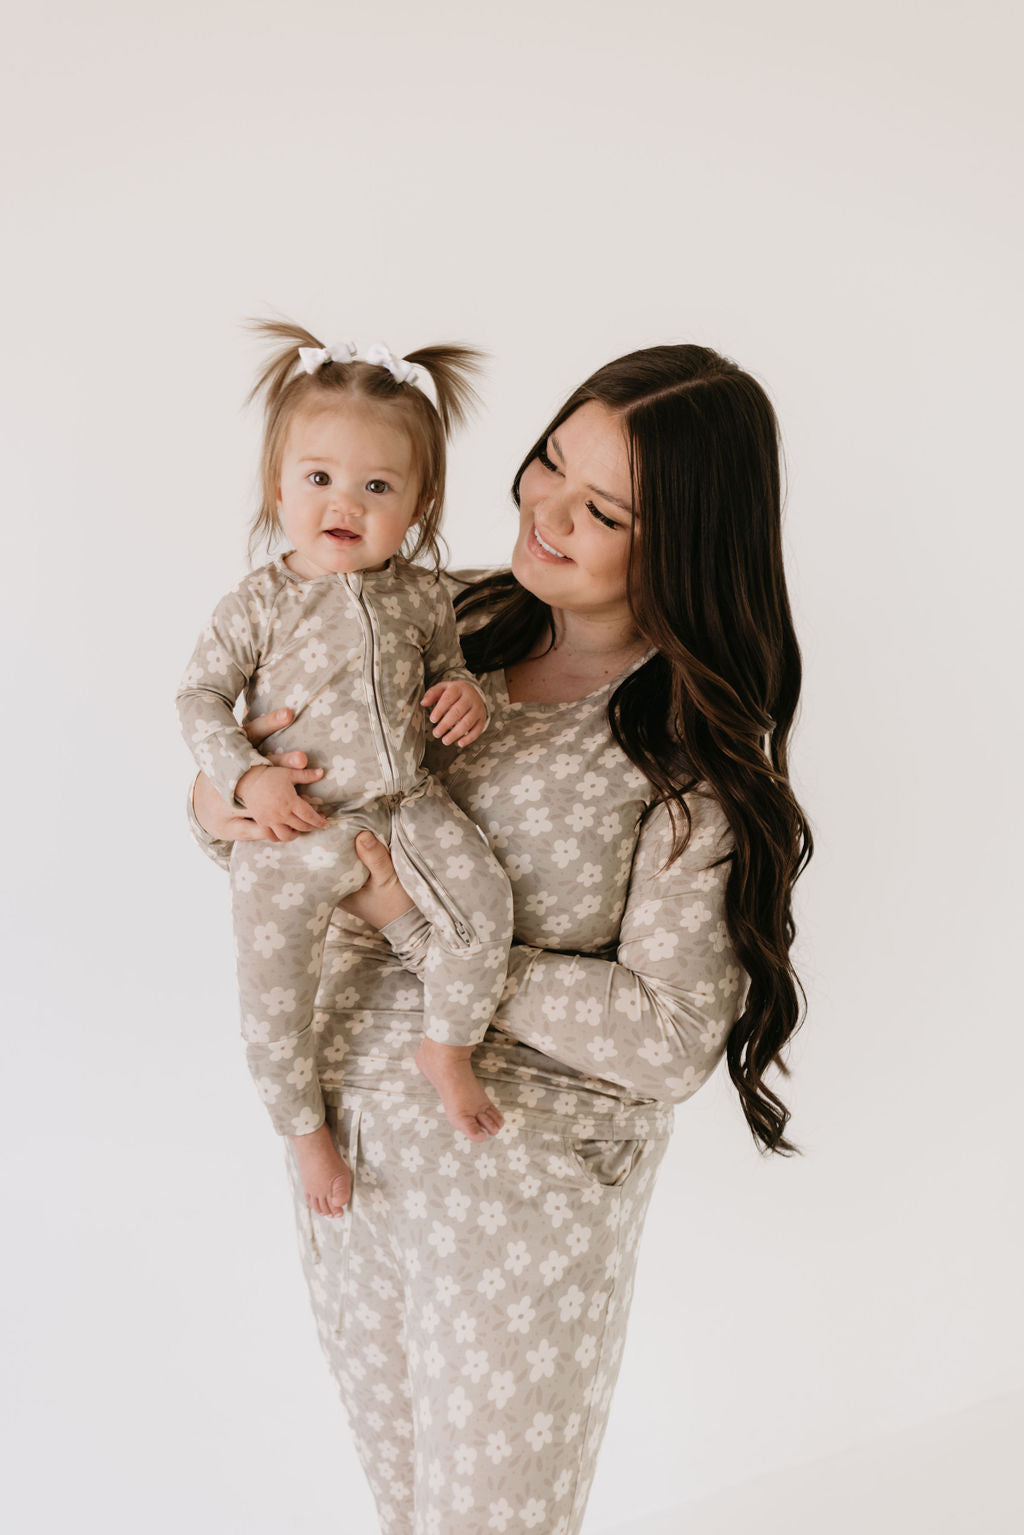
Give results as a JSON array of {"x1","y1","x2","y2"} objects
[{"x1": 549, "y1": 434, "x2": 634, "y2": 515}]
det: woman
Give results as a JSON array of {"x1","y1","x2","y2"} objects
[{"x1": 191, "y1": 343, "x2": 812, "y2": 1535}]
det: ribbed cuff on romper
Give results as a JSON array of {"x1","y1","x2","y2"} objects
[
  {"x1": 379, "y1": 906, "x2": 433, "y2": 981},
  {"x1": 245, "y1": 1025, "x2": 327, "y2": 1139}
]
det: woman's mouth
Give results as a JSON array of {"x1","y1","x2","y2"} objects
[{"x1": 528, "y1": 523, "x2": 571, "y2": 562}]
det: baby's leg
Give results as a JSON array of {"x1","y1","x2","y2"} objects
[
  {"x1": 229, "y1": 823, "x2": 370, "y2": 1207},
  {"x1": 389, "y1": 780, "x2": 514, "y2": 1143}
]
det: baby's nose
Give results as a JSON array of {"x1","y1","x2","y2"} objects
[{"x1": 329, "y1": 489, "x2": 363, "y2": 517}]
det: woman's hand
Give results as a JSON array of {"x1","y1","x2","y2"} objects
[
  {"x1": 191, "y1": 708, "x2": 327, "y2": 841},
  {"x1": 338, "y1": 832, "x2": 416, "y2": 931}
]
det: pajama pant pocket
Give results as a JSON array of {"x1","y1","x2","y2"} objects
[{"x1": 562, "y1": 1137, "x2": 647, "y2": 1189}]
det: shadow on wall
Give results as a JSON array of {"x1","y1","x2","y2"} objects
[{"x1": 593, "y1": 1391, "x2": 1024, "y2": 1535}]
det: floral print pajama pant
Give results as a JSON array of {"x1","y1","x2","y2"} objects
[{"x1": 284, "y1": 1090, "x2": 669, "y2": 1535}]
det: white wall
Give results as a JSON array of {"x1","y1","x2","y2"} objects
[{"x1": 3, "y1": 2, "x2": 1021, "y2": 1531}]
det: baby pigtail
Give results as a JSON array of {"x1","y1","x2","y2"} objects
[{"x1": 402, "y1": 345, "x2": 487, "y2": 437}]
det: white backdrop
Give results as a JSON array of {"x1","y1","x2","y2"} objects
[{"x1": 3, "y1": 2, "x2": 1022, "y2": 1532}]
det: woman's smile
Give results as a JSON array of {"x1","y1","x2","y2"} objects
[
  {"x1": 527, "y1": 523, "x2": 572, "y2": 561},
  {"x1": 512, "y1": 400, "x2": 636, "y2": 621}
]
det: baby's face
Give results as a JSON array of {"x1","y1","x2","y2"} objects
[{"x1": 277, "y1": 403, "x2": 423, "y2": 579}]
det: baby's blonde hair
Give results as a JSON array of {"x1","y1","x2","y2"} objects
[{"x1": 246, "y1": 318, "x2": 485, "y2": 573}]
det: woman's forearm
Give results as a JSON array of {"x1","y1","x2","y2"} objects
[
  {"x1": 382, "y1": 916, "x2": 741, "y2": 1104},
  {"x1": 382, "y1": 792, "x2": 746, "y2": 1106},
  {"x1": 490, "y1": 944, "x2": 740, "y2": 1103}
]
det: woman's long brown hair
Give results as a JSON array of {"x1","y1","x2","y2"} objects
[{"x1": 457, "y1": 345, "x2": 813, "y2": 1156}]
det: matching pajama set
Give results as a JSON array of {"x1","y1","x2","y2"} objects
[
  {"x1": 188, "y1": 569, "x2": 748, "y2": 1535},
  {"x1": 177, "y1": 556, "x2": 515, "y2": 1135}
]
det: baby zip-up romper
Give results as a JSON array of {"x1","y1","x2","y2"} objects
[{"x1": 177, "y1": 554, "x2": 515, "y2": 1136}]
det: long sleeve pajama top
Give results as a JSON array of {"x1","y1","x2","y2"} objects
[{"x1": 188, "y1": 571, "x2": 748, "y2": 1143}]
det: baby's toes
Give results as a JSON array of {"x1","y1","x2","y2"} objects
[
  {"x1": 478, "y1": 1104, "x2": 504, "y2": 1136},
  {"x1": 452, "y1": 1111, "x2": 488, "y2": 1143},
  {"x1": 327, "y1": 1172, "x2": 351, "y2": 1214}
]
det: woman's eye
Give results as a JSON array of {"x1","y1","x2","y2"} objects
[
  {"x1": 308, "y1": 471, "x2": 331, "y2": 487},
  {"x1": 588, "y1": 502, "x2": 621, "y2": 530},
  {"x1": 537, "y1": 445, "x2": 557, "y2": 472},
  {"x1": 366, "y1": 479, "x2": 391, "y2": 494}
]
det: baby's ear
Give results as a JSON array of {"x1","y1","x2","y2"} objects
[{"x1": 413, "y1": 496, "x2": 432, "y2": 524}]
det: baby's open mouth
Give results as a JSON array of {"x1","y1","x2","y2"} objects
[{"x1": 326, "y1": 529, "x2": 360, "y2": 541}]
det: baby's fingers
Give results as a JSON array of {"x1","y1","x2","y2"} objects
[
  {"x1": 429, "y1": 702, "x2": 470, "y2": 739},
  {"x1": 292, "y1": 795, "x2": 329, "y2": 830},
  {"x1": 440, "y1": 704, "x2": 483, "y2": 745},
  {"x1": 455, "y1": 718, "x2": 485, "y2": 747}
]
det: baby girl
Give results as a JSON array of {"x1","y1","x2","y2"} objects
[{"x1": 177, "y1": 321, "x2": 513, "y2": 1218}]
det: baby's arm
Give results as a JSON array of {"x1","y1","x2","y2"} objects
[
  {"x1": 178, "y1": 582, "x2": 329, "y2": 838},
  {"x1": 187, "y1": 710, "x2": 328, "y2": 873},
  {"x1": 176, "y1": 580, "x2": 279, "y2": 805},
  {"x1": 419, "y1": 580, "x2": 490, "y2": 748}
]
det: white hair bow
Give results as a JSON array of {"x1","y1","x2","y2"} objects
[
  {"x1": 297, "y1": 341, "x2": 357, "y2": 374},
  {"x1": 364, "y1": 342, "x2": 419, "y2": 386}
]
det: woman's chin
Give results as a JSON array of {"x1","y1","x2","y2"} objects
[{"x1": 510, "y1": 542, "x2": 554, "y2": 600}]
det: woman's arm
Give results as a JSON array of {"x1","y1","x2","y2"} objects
[{"x1": 385, "y1": 789, "x2": 746, "y2": 1106}]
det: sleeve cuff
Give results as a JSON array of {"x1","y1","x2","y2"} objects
[
  {"x1": 186, "y1": 776, "x2": 233, "y2": 871},
  {"x1": 380, "y1": 906, "x2": 433, "y2": 978}
]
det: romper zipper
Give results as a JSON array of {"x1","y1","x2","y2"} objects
[
  {"x1": 391, "y1": 817, "x2": 476, "y2": 948},
  {"x1": 346, "y1": 574, "x2": 400, "y2": 798},
  {"x1": 344, "y1": 574, "x2": 475, "y2": 949}
]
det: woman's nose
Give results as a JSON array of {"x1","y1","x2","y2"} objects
[{"x1": 538, "y1": 488, "x2": 574, "y2": 536}]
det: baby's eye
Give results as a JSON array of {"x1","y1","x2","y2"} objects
[
  {"x1": 366, "y1": 479, "x2": 391, "y2": 494},
  {"x1": 307, "y1": 471, "x2": 331, "y2": 487}
]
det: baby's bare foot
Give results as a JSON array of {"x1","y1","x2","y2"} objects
[
  {"x1": 290, "y1": 1121, "x2": 353, "y2": 1217},
  {"x1": 415, "y1": 1038, "x2": 504, "y2": 1142}
]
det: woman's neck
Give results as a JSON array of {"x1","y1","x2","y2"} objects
[
  {"x1": 543, "y1": 606, "x2": 646, "y2": 664},
  {"x1": 505, "y1": 605, "x2": 650, "y2": 704}
]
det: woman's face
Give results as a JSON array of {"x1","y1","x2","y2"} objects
[{"x1": 511, "y1": 400, "x2": 636, "y2": 622}]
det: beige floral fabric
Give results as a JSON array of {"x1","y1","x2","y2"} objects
[
  {"x1": 186, "y1": 568, "x2": 749, "y2": 1534},
  {"x1": 177, "y1": 556, "x2": 514, "y2": 1134},
  {"x1": 285, "y1": 1095, "x2": 668, "y2": 1535}
]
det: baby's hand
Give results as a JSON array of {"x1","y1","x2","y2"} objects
[
  {"x1": 421, "y1": 680, "x2": 487, "y2": 747},
  {"x1": 235, "y1": 763, "x2": 327, "y2": 836}
]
